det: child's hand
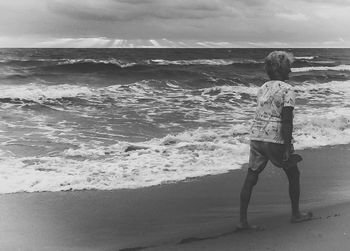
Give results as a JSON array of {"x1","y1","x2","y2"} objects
[{"x1": 283, "y1": 144, "x2": 293, "y2": 161}]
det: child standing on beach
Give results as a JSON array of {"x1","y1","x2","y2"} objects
[{"x1": 238, "y1": 51, "x2": 312, "y2": 230}]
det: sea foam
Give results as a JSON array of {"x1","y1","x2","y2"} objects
[
  {"x1": 294, "y1": 56, "x2": 316, "y2": 60},
  {"x1": 0, "y1": 80, "x2": 350, "y2": 193},
  {"x1": 292, "y1": 64, "x2": 350, "y2": 72},
  {"x1": 0, "y1": 127, "x2": 250, "y2": 193},
  {"x1": 0, "y1": 83, "x2": 93, "y2": 103},
  {"x1": 147, "y1": 59, "x2": 261, "y2": 66},
  {"x1": 0, "y1": 106, "x2": 349, "y2": 194}
]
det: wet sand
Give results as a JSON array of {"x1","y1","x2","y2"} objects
[{"x1": 0, "y1": 145, "x2": 349, "y2": 251}]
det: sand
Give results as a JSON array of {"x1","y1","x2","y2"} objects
[{"x1": 0, "y1": 145, "x2": 349, "y2": 251}]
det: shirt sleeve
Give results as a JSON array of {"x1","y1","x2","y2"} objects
[{"x1": 283, "y1": 87, "x2": 296, "y2": 107}]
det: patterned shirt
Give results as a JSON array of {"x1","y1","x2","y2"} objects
[{"x1": 250, "y1": 80, "x2": 296, "y2": 144}]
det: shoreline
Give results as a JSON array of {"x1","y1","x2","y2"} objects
[
  {"x1": 0, "y1": 144, "x2": 349, "y2": 250},
  {"x1": 2, "y1": 144, "x2": 349, "y2": 196}
]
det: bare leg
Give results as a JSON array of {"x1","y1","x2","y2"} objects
[
  {"x1": 284, "y1": 165, "x2": 312, "y2": 222},
  {"x1": 238, "y1": 169, "x2": 259, "y2": 228},
  {"x1": 284, "y1": 165, "x2": 300, "y2": 216}
]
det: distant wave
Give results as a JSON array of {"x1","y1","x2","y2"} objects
[
  {"x1": 39, "y1": 60, "x2": 139, "y2": 73},
  {"x1": 291, "y1": 60, "x2": 337, "y2": 69},
  {"x1": 57, "y1": 59, "x2": 137, "y2": 68},
  {"x1": 0, "y1": 56, "x2": 311, "y2": 66},
  {"x1": 0, "y1": 58, "x2": 138, "y2": 71},
  {"x1": 2, "y1": 79, "x2": 349, "y2": 118},
  {"x1": 310, "y1": 60, "x2": 336, "y2": 64},
  {"x1": 146, "y1": 59, "x2": 262, "y2": 66},
  {"x1": 294, "y1": 56, "x2": 316, "y2": 60},
  {"x1": 1, "y1": 57, "x2": 263, "y2": 71},
  {"x1": 5, "y1": 58, "x2": 259, "y2": 78},
  {"x1": 59, "y1": 58, "x2": 245, "y2": 67},
  {"x1": 0, "y1": 58, "x2": 64, "y2": 67},
  {"x1": 292, "y1": 64, "x2": 350, "y2": 72},
  {"x1": 0, "y1": 80, "x2": 189, "y2": 107},
  {"x1": 1, "y1": 79, "x2": 349, "y2": 104}
]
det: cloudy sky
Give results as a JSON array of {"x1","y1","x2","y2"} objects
[{"x1": 0, "y1": 0, "x2": 349, "y2": 48}]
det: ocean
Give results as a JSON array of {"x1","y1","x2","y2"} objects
[{"x1": 0, "y1": 48, "x2": 349, "y2": 193}]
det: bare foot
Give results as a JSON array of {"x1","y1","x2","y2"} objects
[{"x1": 291, "y1": 211, "x2": 313, "y2": 223}]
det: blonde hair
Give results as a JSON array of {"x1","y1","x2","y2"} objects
[{"x1": 265, "y1": 51, "x2": 294, "y2": 80}]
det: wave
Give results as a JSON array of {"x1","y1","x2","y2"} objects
[
  {"x1": 0, "y1": 80, "x2": 349, "y2": 193},
  {"x1": 200, "y1": 84, "x2": 259, "y2": 97},
  {"x1": 292, "y1": 64, "x2": 350, "y2": 73},
  {"x1": 294, "y1": 56, "x2": 316, "y2": 60},
  {"x1": 0, "y1": 83, "x2": 93, "y2": 104},
  {"x1": 292, "y1": 60, "x2": 337, "y2": 69},
  {"x1": 294, "y1": 109, "x2": 350, "y2": 149},
  {"x1": 41, "y1": 58, "x2": 263, "y2": 73},
  {"x1": 0, "y1": 81, "x2": 193, "y2": 111},
  {"x1": 1, "y1": 79, "x2": 349, "y2": 108},
  {"x1": 1, "y1": 58, "x2": 264, "y2": 75},
  {"x1": 3, "y1": 57, "x2": 262, "y2": 66},
  {"x1": 41, "y1": 60, "x2": 142, "y2": 73},
  {"x1": 0, "y1": 81, "x2": 260, "y2": 113},
  {"x1": 0, "y1": 58, "x2": 65, "y2": 69},
  {"x1": 0, "y1": 106, "x2": 349, "y2": 193},
  {"x1": 0, "y1": 126, "x2": 250, "y2": 193},
  {"x1": 146, "y1": 59, "x2": 262, "y2": 66},
  {"x1": 57, "y1": 59, "x2": 137, "y2": 68}
]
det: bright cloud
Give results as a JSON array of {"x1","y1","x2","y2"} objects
[
  {"x1": 34, "y1": 38, "x2": 238, "y2": 48},
  {"x1": 37, "y1": 37, "x2": 113, "y2": 48},
  {"x1": 276, "y1": 13, "x2": 308, "y2": 21}
]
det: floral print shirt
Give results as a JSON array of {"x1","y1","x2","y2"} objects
[{"x1": 250, "y1": 80, "x2": 296, "y2": 144}]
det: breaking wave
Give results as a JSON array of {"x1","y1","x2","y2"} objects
[
  {"x1": 292, "y1": 64, "x2": 350, "y2": 72},
  {"x1": 0, "y1": 107, "x2": 349, "y2": 193},
  {"x1": 0, "y1": 80, "x2": 349, "y2": 193}
]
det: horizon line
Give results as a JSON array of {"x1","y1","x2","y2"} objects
[{"x1": 1, "y1": 47, "x2": 350, "y2": 49}]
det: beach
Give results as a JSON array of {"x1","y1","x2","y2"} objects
[
  {"x1": 0, "y1": 144, "x2": 349, "y2": 251},
  {"x1": 0, "y1": 48, "x2": 349, "y2": 250}
]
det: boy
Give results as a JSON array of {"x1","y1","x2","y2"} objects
[{"x1": 238, "y1": 51, "x2": 311, "y2": 230}]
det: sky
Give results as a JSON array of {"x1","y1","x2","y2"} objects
[{"x1": 0, "y1": 0, "x2": 349, "y2": 48}]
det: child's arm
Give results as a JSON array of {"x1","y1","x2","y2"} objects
[{"x1": 281, "y1": 106, "x2": 294, "y2": 160}]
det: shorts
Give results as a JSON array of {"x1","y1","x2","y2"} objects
[{"x1": 248, "y1": 140, "x2": 295, "y2": 173}]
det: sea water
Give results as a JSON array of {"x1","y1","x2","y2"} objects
[{"x1": 0, "y1": 48, "x2": 349, "y2": 193}]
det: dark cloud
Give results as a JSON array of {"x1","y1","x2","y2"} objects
[
  {"x1": 0, "y1": 0, "x2": 349, "y2": 47},
  {"x1": 47, "y1": 0, "x2": 239, "y2": 22}
]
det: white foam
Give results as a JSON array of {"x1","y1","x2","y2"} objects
[
  {"x1": 58, "y1": 59, "x2": 137, "y2": 68},
  {"x1": 0, "y1": 126, "x2": 251, "y2": 193},
  {"x1": 292, "y1": 64, "x2": 350, "y2": 72},
  {"x1": 0, "y1": 81, "x2": 258, "y2": 111},
  {"x1": 293, "y1": 80, "x2": 350, "y2": 107},
  {"x1": 0, "y1": 102, "x2": 349, "y2": 194},
  {"x1": 1, "y1": 79, "x2": 350, "y2": 193},
  {"x1": 294, "y1": 108, "x2": 350, "y2": 149},
  {"x1": 201, "y1": 85, "x2": 259, "y2": 97},
  {"x1": 148, "y1": 59, "x2": 260, "y2": 66},
  {"x1": 292, "y1": 80, "x2": 350, "y2": 148},
  {"x1": 0, "y1": 83, "x2": 94, "y2": 103},
  {"x1": 294, "y1": 56, "x2": 315, "y2": 60}
]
